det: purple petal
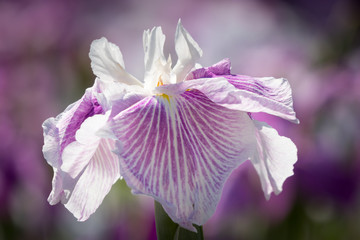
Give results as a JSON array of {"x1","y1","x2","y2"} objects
[
  {"x1": 250, "y1": 120, "x2": 297, "y2": 199},
  {"x1": 182, "y1": 58, "x2": 299, "y2": 122},
  {"x1": 64, "y1": 138, "x2": 120, "y2": 221},
  {"x1": 58, "y1": 88, "x2": 104, "y2": 153},
  {"x1": 42, "y1": 80, "x2": 121, "y2": 214},
  {"x1": 61, "y1": 113, "x2": 110, "y2": 178},
  {"x1": 108, "y1": 90, "x2": 254, "y2": 230},
  {"x1": 158, "y1": 75, "x2": 298, "y2": 123},
  {"x1": 186, "y1": 58, "x2": 231, "y2": 80},
  {"x1": 42, "y1": 86, "x2": 105, "y2": 205}
]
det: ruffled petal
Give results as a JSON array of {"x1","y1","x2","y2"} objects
[
  {"x1": 94, "y1": 78, "x2": 147, "y2": 112},
  {"x1": 61, "y1": 112, "x2": 110, "y2": 178},
  {"x1": 182, "y1": 58, "x2": 298, "y2": 123},
  {"x1": 42, "y1": 79, "x2": 121, "y2": 216},
  {"x1": 64, "y1": 138, "x2": 120, "y2": 221},
  {"x1": 157, "y1": 74, "x2": 298, "y2": 123},
  {"x1": 108, "y1": 90, "x2": 254, "y2": 230},
  {"x1": 186, "y1": 58, "x2": 231, "y2": 80},
  {"x1": 172, "y1": 20, "x2": 203, "y2": 83},
  {"x1": 250, "y1": 120, "x2": 297, "y2": 199},
  {"x1": 57, "y1": 88, "x2": 99, "y2": 153},
  {"x1": 89, "y1": 37, "x2": 142, "y2": 86}
]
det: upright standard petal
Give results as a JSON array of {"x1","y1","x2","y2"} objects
[
  {"x1": 250, "y1": 120, "x2": 297, "y2": 199},
  {"x1": 172, "y1": 20, "x2": 203, "y2": 83},
  {"x1": 143, "y1": 27, "x2": 172, "y2": 90},
  {"x1": 108, "y1": 90, "x2": 254, "y2": 230},
  {"x1": 89, "y1": 37, "x2": 143, "y2": 86}
]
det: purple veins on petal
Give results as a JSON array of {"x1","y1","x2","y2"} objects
[
  {"x1": 109, "y1": 90, "x2": 254, "y2": 230},
  {"x1": 59, "y1": 88, "x2": 104, "y2": 153}
]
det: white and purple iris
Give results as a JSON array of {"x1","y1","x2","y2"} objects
[{"x1": 42, "y1": 20, "x2": 298, "y2": 231}]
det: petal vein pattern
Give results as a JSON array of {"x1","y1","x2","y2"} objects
[
  {"x1": 64, "y1": 138, "x2": 120, "y2": 221},
  {"x1": 109, "y1": 90, "x2": 254, "y2": 229}
]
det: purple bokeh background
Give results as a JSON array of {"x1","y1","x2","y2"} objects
[{"x1": 1, "y1": 0, "x2": 359, "y2": 239}]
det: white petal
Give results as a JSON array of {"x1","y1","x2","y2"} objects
[
  {"x1": 143, "y1": 27, "x2": 166, "y2": 76},
  {"x1": 250, "y1": 120, "x2": 297, "y2": 199},
  {"x1": 75, "y1": 112, "x2": 109, "y2": 144},
  {"x1": 61, "y1": 112, "x2": 109, "y2": 178},
  {"x1": 47, "y1": 169, "x2": 76, "y2": 205},
  {"x1": 172, "y1": 19, "x2": 203, "y2": 83},
  {"x1": 64, "y1": 138, "x2": 120, "y2": 221},
  {"x1": 89, "y1": 37, "x2": 142, "y2": 86},
  {"x1": 94, "y1": 78, "x2": 148, "y2": 112},
  {"x1": 143, "y1": 27, "x2": 172, "y2": 89},
  {"x1": 42, "y1": 117, "x2": 61, "y2": 168}
]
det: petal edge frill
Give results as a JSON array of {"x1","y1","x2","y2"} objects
[{"x1": 108, "y1": 90, "x2": 254, "y2": 230}]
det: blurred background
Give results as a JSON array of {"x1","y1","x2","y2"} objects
[{"x1": 1, "y1": 0, "x2": 359, "y2": 239}]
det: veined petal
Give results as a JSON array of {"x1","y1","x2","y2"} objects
[
  {"x1": 89, "y1": 37, "x2": 143, "y2": 86},
  {"x1": 157, "y1": 75, "x2": 298, "y2": 123},
  {"x1": 182, "y1": 58, "x2": 298, "y2": 123},
  {"x1": 109, "y1": 90, "x2": 254, "y2": 230},
  {"x1": 42, "y1": 86, "x2": 98, "y2": 169},
  {"x1": 58, "y1": 88, "x2": 99, "y2": 153},
  {"x1": 61, "y1": 112, "x2": 110, "y2": 178},
  {"x1": 64, "y1": 138, "x2": 120, "y2": 221},
  {"x1": 172, "y1": 20, "x2": 203, "y2": 83},
  {"x1": 250, "y1": 120, "x2": 297, "y2": 199}
]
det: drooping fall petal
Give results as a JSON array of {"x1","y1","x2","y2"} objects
[
  {"x1": 42, "y1": 87, "x2": 101, "y2": 204},
  {"x1": 42, "y1": 80, "x2": 122, "y2": 220},
  {"x1": 64, "y1": 138, "x2": 120, "y2": 221},
  {"x1": 108, "y1": 90, "x2": 254, "y2": 230}
]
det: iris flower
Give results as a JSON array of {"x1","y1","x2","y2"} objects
[{"x1": 42, "y1": 20, "x2": 298, "y2": 231}]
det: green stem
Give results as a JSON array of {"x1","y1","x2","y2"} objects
[{"x1": 154, "y1": 201, "x2": 204, "y2": 240}]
